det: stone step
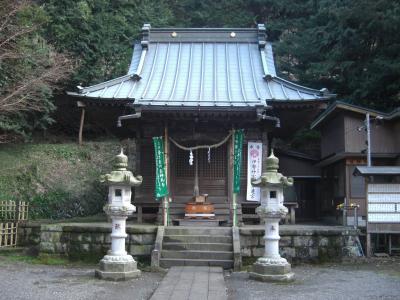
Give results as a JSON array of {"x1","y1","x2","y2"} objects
[
  {"x1": 164, "y1": 226, "x2": 232, "y2": 236},
  {"x1": 163, "y1": 242, "x2": 233, "y2": 252},
  {"x1": 159, "y1": 258, "x2": 233, "y2": 269},
  {"x1": 163, "y1": 235, "x2": 232, "y2": 244},
  {"x1": 161, "y1": 250, "x2": 233, "y2": 260}
]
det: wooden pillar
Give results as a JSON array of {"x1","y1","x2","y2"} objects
[
  {"x1": 261, "y1": 130, "x2": 269, "y2": 171},
  {"x1": 366, "y1": 232, "x2": 371, "y2": 257},
  {"x1": 164, "y1": 124, "x2": 170, "y2": 226},
  {"x1": 77, "y1": 101, "x2": 86, "y2": 146},
  {"x1": 137, "y1": 205, "x2": 143, "y2": 224},
  {"x1": 366, "y1": 178, "x2": 371, "y2": 257},
  {"x1": 227, "y1": 131, "x2": 234, "y2": 224}
]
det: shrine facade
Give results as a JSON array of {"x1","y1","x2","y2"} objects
[{"x1": 67, "y1": 24, "x2": 335, "y2": 224}]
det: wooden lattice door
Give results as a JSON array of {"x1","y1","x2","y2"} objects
[{"x1": 172, "y1": 144, "x2": 228, "y2": 202}]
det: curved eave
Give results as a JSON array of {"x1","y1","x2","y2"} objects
[{"x1": 66, "y1": 24, "x2": 336, "y2": 107}]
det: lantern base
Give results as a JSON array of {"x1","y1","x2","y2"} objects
[
  {"x1": 95, "y1": 255, "x2": 141, "y2": 281},
  {"x1": 249, "y1": 260, "x2": 294, "y2": 282}
]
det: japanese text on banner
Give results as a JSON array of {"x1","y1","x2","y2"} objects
[
  {"x1": 246, "y1": 142, "x2": 262, "y2": 201},
  {"x1": 153, "y1": 137, "x2": 168, "y2": 199}
]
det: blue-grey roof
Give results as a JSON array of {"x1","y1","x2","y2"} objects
[
  {"x1": 68, "y1": 24, "x2": 334, "y2": 108},
  {"x1": 354, "y1": 166, "x2": 400, "y2": 176},
  {"x1": 311, "y1": 101, "x2": 400, "y2": 129}
]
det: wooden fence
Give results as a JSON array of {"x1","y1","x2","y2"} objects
[{"x1": 0, "y1": 201, "x2": 29, "y2": 248}]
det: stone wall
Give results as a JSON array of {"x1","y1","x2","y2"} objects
[
  {"x1": 18, "y1": 222, "x2": 157, "y2": 260},
  {"x1": 240, "y1": 225, "x2": 361, "y2": 263},
  {"x1": 19, "y1": 222, "x2": 361, "y2": 264}
]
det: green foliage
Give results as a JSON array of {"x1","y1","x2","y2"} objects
[
  {"x1": 37, "y1": 0, "x2": 400, "y2": 110},
  {"x1": 0, "y1": 1, "x2": 71, "y2": 142},
  {"x1": 42, "y1": 0, "x2": 174, "y2": 85},
  {"x1": 0, "y1": 141, "x2": 121, "y2": 220},
  {"x1": 273, "y1": 0, "x2": 400, "y2": 110}
]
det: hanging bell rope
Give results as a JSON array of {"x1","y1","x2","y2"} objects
[{"x1": 169, "y1": 131, "x2": 233, "y2": 151}]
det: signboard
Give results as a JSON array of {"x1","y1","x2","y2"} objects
[
  {"x1": 153, "y1": 137, "x2": 168, "y2": 199},
  {"x1": 233, "y1": 129, "x2": 244, "y2": 194},
  {"x1": 246, "y1": 142, "x2": 262, "y2": 201},
  {"x1": 367, "y1": 183, "x2": 400, "y2": 223}
]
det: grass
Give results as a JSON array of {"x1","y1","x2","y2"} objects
[
  {"x1": 0, "y1": 248, "x2": 95, "y2": 266},
  {"x1": 0, "y1": 248, "x2": 154, "y2": 269}
]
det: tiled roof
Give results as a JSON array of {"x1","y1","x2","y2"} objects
[{"x1": 67, "y1": 24, "x2": 334, "y2": 108}]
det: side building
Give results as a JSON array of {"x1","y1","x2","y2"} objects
[{"x1": 311, "y1": 101, "x2": 400, "y2": 226}]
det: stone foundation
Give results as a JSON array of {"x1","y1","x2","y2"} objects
[
  {"x1": 19, "y1": 222, "x2": 157, "y2": 260},
  {"x1": 240, "y1": 225, "x2": 361, "y2": 263},
  {"x1": 18, "y1": 223, "x2": 361, "y2": 264},
  {"x1": 95, "y1": 255, "x2": 141, "y2": 281}
]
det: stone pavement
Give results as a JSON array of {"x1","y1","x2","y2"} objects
[{"x1": 150, "y1": 266, "x2": 228, "y2": 300}]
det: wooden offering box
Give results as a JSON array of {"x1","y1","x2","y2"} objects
[{"x1": 185, "y1": 194, "x2": 215, "y2": 219}]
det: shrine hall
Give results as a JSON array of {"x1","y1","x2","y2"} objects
[{"x1": 67, "y1": 24, "x2": 335, "y2": 225}]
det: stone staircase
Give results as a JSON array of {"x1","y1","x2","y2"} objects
[{"x1": 159, "y1": 227, "x2": 234, "y2": 269}]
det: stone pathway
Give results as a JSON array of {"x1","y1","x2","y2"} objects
[{"x1": 150, "y1": 266, "x2": 228, "y2": 300}]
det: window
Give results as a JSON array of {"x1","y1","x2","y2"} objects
[
  {"x1": 115, "y1": 189, "x2": 122, "y2": 197},
  {"x1": 270, "y1": 191, "x2": 277, "y2": 199}
]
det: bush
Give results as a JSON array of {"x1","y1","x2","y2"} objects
[{"x1": 0, "y1": 141, "x2": 127, "y2": 220}]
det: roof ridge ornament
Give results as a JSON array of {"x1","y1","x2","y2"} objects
[
  {"x1": 257, "y1": 23, "x2": 267, "y2": 49},
  {"x1": 141, "y1": 23, "x2": 151, "y2": 49}
]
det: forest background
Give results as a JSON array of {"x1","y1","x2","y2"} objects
[{"x1": 0, "y1": 0, "x2": 399, "y2": 219}]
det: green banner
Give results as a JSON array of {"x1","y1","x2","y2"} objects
[
  {"x1": 153, "y1": 137, "x2": 168, "y2": 199},
  {"x1": 233, "y1": 129, "x2": 244, "y2": 194}
]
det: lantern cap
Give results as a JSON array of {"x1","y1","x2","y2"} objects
[
  {"x1": 251, "y1": 149, "x2": 293, "y2": 187},
  {"x1": 114, "y1": 148, "x2": 128, "y2": 170},
  {"x1": 100, "y1": 149, "x2": 143, "y2": 187},
  {"x1": 265, "y1": 149, "x2": 279, "y2": 172}
]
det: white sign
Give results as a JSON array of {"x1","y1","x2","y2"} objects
[
  {"x1": 367, "y1": 183, "x2": 400, "y2": 223},
  {"x1": 246, "y1": 142, "x2": 262, "y2": 201}
]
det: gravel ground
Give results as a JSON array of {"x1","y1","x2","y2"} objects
[
  {"x1": 225, "y1": 258, "x2": 400, "y2": 300},
  {"x1": 1, "y1": 256, "x2": 400, "y2": 300},
  {"x1": 0, "y1": 258, "x2": 164, "y2": 300}
]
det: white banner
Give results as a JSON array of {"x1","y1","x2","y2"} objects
[{"x1": 246, "y1": 142, "x2": 262, "y2": 201}]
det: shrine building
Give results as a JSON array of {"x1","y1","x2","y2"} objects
[{"x1": 67, "y1": 24, "x2": 335, "y2": 224}]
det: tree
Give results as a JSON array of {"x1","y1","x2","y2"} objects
[
  {"x1": 0, "y1": 0, "x2": 73, "y2": 142},
  {"x1": 273, "y1": 0, "x2": 400, "y2": 110},
  {"x1": 42, "y1": 0, "x2": 174, "y2": 86}
]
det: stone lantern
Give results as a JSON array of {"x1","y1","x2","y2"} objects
[
  {"x1": 95, "y1": 149, "x2": 143, "y2": 281},
  {"x1": 249, "y1": 150, "x2": 295, "y2": 282}
]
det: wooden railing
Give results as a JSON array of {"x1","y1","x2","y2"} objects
[{"x1": 0, "y1": 201, "x2": 29, "y2": 248}]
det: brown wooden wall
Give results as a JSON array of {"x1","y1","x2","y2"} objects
[
  {"x1": 320, "y1": 114, "x2": 345, "y2": 158},
  {"x1": 344, "y1": 113, "x2": 397, "y2": 154},
  {"x1": 278, "y1": 154, "x2": 320, "y2": 177}
]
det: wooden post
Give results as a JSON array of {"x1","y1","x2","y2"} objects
[
  {"x1": 137, "y1": 205, "x2": 143, "y2": 224},
  {"x1": 77, "y1": 101, "x2": 86, "y2": 146},
  {"x1": 366, "y1": 232, "x2": 371, "y2": 257},
  {"x1": 366, "y1": 178, "x2": 371, "y2": 257},
  {"x1": 227, "y1": 134, "x2": 234, "y2": 217},
  {"x1": 261, "y1": 130, "x2": 269, "y2": 172},
  {"x1": 231, "y1": 131, "x2": 238, "y2": 227},
  {"x1": 164, "y1": 124, "x2": 170, "y2": 226}
]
